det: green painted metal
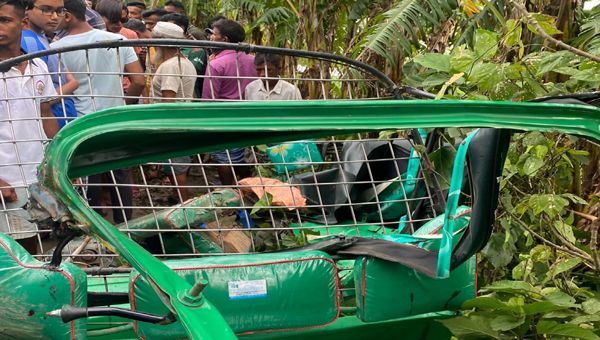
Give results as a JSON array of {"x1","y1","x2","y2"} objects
[
  {"x1": 37, "y1": 100, "x2": 600, "y2": 339},
  {"x1": 239, "y1": 312, "x2": 458, "y2": 340},
  {"x1": 0, "y1": 233, "x2": 88, "y2": 339},
  {"x1": 355, "y1": 256, "x2": 476, "y2": 322},
  {"x1": 131, "y1": 251, "x2": 338, "y2": 338}
]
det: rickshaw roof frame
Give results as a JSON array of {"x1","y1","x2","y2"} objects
[{"x1": 35, "y1": 99, "x2": 600, "y2": 339}]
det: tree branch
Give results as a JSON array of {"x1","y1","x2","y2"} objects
[
  {"x1": 591, "y1": 218, "x2": 600, "y2": 273},
  {"x1": 509, "y1": 0, "x2": 600, "y2": 63},
  {"x1": 503, "y1": 207, "x2": 592, "y2": 261}
]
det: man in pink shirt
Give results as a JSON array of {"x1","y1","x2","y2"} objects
[
  {"x1": 202, "y1": 19, "x2": 257, "y2": 185},
  {"x1": 202, "y1": 19, "x2": 257, "y2": 101}
]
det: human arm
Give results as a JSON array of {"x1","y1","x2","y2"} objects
[
  {"x1": 41, "y1": 101, "x2": 59, "y2": 138},
  {"x1": 57, "y1": 69, "x2": 79, "y2": 95},
  {"x1": 141, "y1": 86, "x2": 150, "y2": 104},
  {"x1": 39, "y1": 71, "x2": 59, "y2": 138},
  {"x1": 49, "y1": 69, "x2": 79, "y2": 105},
  {"x1": 161, "y1": 90, "x2": 177, "y2": 103},
  {"x1": 124, "y1": 60, "x2": 145, "y2": 104}
]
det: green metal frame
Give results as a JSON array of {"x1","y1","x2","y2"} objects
[{"x1": 38, "y1": 100, "x2": 600, "y2": 339}]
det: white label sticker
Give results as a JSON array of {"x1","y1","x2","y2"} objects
[{"x1": 228, "y1": 279, "x2": 267, "y2": 300}]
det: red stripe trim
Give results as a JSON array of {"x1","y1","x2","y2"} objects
[
  {"x1": 131, "y1": 257, "x2": 339, "y2": 338},
  {"x1": 474, "y1": 253, "x2": 479, "y2": 297},
  {"x1": 0, "y1": 239, "x2": 77, "y2": 340},
  {"x1": 414, "y1": 209, "x2": 473, "y2": 247},
  {"x1": 360, "y1": 257, "x2": 368, "y2": 320}
]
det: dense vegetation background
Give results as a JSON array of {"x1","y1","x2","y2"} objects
[{"x1": 145, "y1": 0, "x2": 600, "y2": 338}]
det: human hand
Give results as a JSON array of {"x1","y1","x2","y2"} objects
[{"x1": 0, "y1": 179, "x2": 17, "y2": 203}]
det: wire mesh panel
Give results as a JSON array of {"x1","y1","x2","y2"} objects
[
  {"x1": 0, "y1": 41, "x2": 479, "y2": 336},
  {"x1": 66, "y1": 134, "x2": 443, "y2": 259},
  {"x1": 0, "y1": 40, "x2": 408, "y2": 262}
]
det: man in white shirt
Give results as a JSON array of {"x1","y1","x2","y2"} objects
[
  {"x1": 50, "y1": 0, "x2": 145, "y2": 224},
  {"x1": 245, "y1": 53, "x2": 302, "y2": 101},
  {"x1": 50, "y1": 0, "x2": 145, "y2": 116},
  {"x1": 0, "y1": 0, "x2": 59, "y2": 253}
]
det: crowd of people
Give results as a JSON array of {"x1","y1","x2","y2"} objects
[{"x1": 0, "y1": 0, "x2": 302, "y2": 253}]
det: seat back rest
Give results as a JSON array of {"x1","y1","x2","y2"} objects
[
  {"x1": 130, "y1": 250, "x2": 339, "y2": 339},
  {"x1": 0, "y1": 233, "x2": 88, "y2": 339},
  {"x1": 451, "y1": 128, "x2": 510, "y2": 270},
  {"x1": 355, "y1": 255, "x2": 476, "y2": 323}
]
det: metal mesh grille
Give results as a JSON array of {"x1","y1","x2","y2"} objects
[{"x1": 0, "y1": 43, "x2": 441, "y2": 312}]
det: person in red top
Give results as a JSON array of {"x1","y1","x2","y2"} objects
[{"x1": 95, "y1": 0, "x2": 141, "y2": 93}]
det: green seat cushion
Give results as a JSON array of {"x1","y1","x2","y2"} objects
[
  {"x1": 130, "y1": 251, "x2": 339, "y2": 338},
  {"x1": 0, "y1": 233, "x2": 87, "y2": 339},
  {"x1": 354, "y1": 255, "x2": 476, "y2": 322}
]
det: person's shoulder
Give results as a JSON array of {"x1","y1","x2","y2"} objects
[
  {"x1": 85, "y1": 7, "x2": 102, "y2": 19},
  {"x1": 279, "y1": 79, "x2": 299, "y2": 89},
  {"x1": 183, "y1": 57, "x2": 196, "y2": 68},
  {"x1": 188, "y1": 27, "x2": 208, "y2": 41},
  {"x1": 30, "y1": 58, "x2": 49, "y2": 73},
  {"x1": 21, "y1": 30, "x2": 39, "y2": 39},
  {"x1": 241, "y1": 52, "x2": 254, "y2": 60},
  {"x1": 119, "y1": 27, "x2": 137, "y2": 40},
  {"x1": 156, "y1": 58, "x2": 178, "y2": 71},
  {"x1": 246, "y1": 79, "x2": 262, "y2": 88},
  {"x1": 51, "y1": 29, "x2": 95, "y2": 46},
  {"x1": 94, "y1": 29, "x2": 126, "y2": 40}
]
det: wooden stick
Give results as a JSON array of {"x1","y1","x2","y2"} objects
[
  {"x1": 66, "y1": 236, "x2": 92, "y2": 263},
  {"x1": 591, "y1": 219, "x2": 600, "y2": 273},
  {"x1": 567, "y1": 209, "x2": 598, "y2": 222},
  {"x1": 509, "y1": 0, "x2": 600, "y2": 63}
]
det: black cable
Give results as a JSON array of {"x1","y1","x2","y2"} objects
[
  {"x1": 49, "y1": 232, "x2": 76, "y2": 267},
  {"x1": 52, "y1": 306, "x2": 169, "y2": 324}
]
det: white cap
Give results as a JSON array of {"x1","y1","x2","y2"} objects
[{"x1": 152, "y1": 21, "x2": 185, "y2": 39}]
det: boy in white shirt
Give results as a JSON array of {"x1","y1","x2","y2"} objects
[
  {"x1": 50, "y1": 0, "x2": 145, "y2": 224},
  {"x1": 0, "y1": 0, "x2": 59, "y2": 253}
]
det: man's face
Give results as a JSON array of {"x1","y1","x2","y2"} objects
[
  {"x1": 0, "y1": 4, "x2": 28, "y2": 47},
  {"x1": 127, "y1": 6, "x2": 142, "y2": 20},
  {"x1": 103, "y1": 8, "x2": 127, "y2": 33},
  {"x1": 144, "y1": 14, "x2": 160, "y2": 31},
  {"x1": 28, "y1": 0, "x2": 65, "y2": 33},
  {"x1": 133, "y1": 28, "x2": 151, "y2": 39},
  {"x1": 209, "y1": 27, "x2": 227, "y2": 42},
  {"x1": 256, "y1": 62, "x2": 280, "y2": 87},
  {"x1": 164, "y1": 5, "x2": 183, "y2": 14}
]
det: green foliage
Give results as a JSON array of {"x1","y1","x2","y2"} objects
[
  {"x1": 441, "y1": 283, "x2": 600, "y2": 339},
  {"x1": 428, "y1": 145, "x2": 457, "y2": 190},
  {"x1": 184, "y1": 1, "x2": 600, "y2": 337},
  {"x1": 354, "y1": 0, "x2": 457, "y2": 66},
  {"x1": 444, "y1": 127, "x2": 599, "y2": 338}
]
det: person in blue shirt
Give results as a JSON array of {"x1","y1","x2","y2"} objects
[{"x1": 21, "y1": 0, "x2": 79, "y2": 128}]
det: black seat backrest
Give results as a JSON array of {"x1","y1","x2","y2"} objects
[{"x1": 450, "y1": 128, "x2": 511, "y2": 270}]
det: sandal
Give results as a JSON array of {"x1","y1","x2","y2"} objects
[{"x1": 154, "y1": 196, "x2": 178, "y2": 205}]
